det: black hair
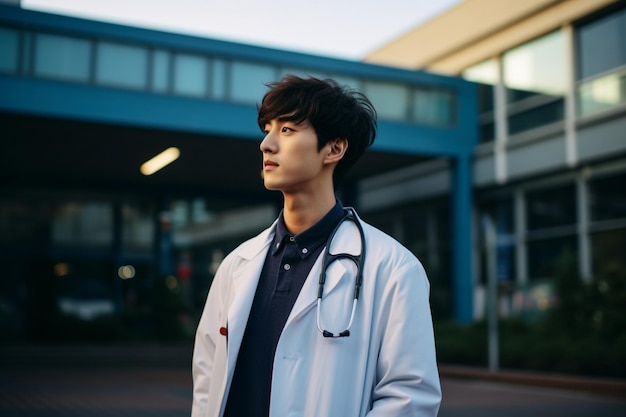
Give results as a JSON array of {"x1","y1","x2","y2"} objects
[{"x1": 257, "y1": 74, "x2": 377, "y2": 188}]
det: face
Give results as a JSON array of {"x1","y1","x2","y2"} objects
[{"x1": 260, "y1": 119, "x2": 331, "y2": 194}]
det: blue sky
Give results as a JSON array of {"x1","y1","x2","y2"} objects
[{"x1": 22, "y1": 0, "x2": 462, "y2": 60}]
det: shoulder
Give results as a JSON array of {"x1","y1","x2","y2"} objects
[
  {"x1": 360, "y1": 218, "x2": 427, "y2": 278},
  {"x1": 216, "y1": 222, "x2": 276, "y2": 270},
  {"x1": 361, "y1": 220, "x2": 416, "y2": 261}
]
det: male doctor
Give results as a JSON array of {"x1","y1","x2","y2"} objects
[{"x1": 192, "y1": 75, "x2": 441, "y2": 417}]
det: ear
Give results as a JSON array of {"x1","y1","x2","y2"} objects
[{"x1": 323, "y1": 138, "x2": 348, "y2": 165}]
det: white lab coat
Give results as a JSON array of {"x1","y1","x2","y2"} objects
[{"x1": 192, "y1": 211, "x2": 441, "y2": 417}]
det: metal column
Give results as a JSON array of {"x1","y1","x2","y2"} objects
[{"x1": 452, "y1": 153, "x2": 474, "y2": 322}]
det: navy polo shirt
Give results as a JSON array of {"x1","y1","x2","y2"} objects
[{"x1": 224, "y1": 201, "x2": 345, "y2": 417}]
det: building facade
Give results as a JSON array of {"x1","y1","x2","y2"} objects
[
  {"x1": 0, "y1": 3, "x2": 479, "y2": 343},
  {"x1": 366, "y1": 0, "x2": 626, "y2": 318}
]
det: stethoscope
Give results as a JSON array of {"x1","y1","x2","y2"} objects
[{"x1": 316, "y1": 208, "x2": 366, "y2": 338}]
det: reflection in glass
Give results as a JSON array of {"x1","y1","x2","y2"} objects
[
  {"x1": 152, "y1": 49, "x2": 170, "y2": 92},
  {"x1": 576, "y1": 8, "x2": 626, "y2": 80},
  {"x1": 526, "y1": 184, "x2": 576, "y2": 230},
  {"x1": 412, "y1": 89, "x2": 454, "y2": 126},
  {"x1": 578, "y1": 70, "x2": 626, "y2": 116},
  {"x1": 503, "y1": 31, "x2": 566, "y2": 134},
  {"x1": 574, "y1": 5, "x2": 626, "y2": 116},
  {"x1": 52, "y1": 202, "x2": 113, "y2": 245},
  {"x1": 527, "y1": 236, "x2": 577, "y2": 280},
  {"x1": 231, "y1": 61, "x2": 275, "y2": 103},
  {"x1": 0, "y1": 27, "x2": 19, "y2": 73},
  {"x1": 34, "y1": 33, "x2": 90, "y2": 81},
  {"x1": 173, "y1": 53, "x2": 208, "y2": 97},
  {"x1": 278, "y1": 67, "x2": 326, "y2": 81},
  {"x1": 364, "y1": 81, "x2": 408, "y2": 121},
  {"x1": 589, "y1": 172, "x2": 626, "y2": 221},
  {"x1": 508, "y1": 99, "x2": 564, "y2": 135},
  {"x1": 330, "y1": 75, "x2": 361, "y2": 91},
  {"x1": 211, "y1": 59, "x2": 227, "y2": 99},
  {"x1": 122, "y1": 202, "x2": 154, "y2": 252},
  {"x1": 504, "y1": 31, "x2": 566, "y2": 102},
  {"x1": 96, "y1": 42, "x2": 148, "y2": 89}
]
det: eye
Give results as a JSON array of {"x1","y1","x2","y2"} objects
[{"x1": 281, "y1": 126, "x2": 293, "y2": 133}]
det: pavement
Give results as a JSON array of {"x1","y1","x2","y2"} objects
[
  {"x1": 0, "y1": 344, "x2": 624, "y2": 416},
  {"x1": 438, "y1": 364, "x2": 626, "y2": 399}
]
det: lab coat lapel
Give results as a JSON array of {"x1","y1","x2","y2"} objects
[{"x1": 226, "y1": 226, "x2": 274, "y2": 370}]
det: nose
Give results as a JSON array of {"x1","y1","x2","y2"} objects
[{"x1": 260, "y1": 129, "x2": 277, "y2": 153}]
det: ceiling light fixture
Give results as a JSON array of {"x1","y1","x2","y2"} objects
[{"x1": 140, "y1": 147, "x2": 180, "y2": 176}]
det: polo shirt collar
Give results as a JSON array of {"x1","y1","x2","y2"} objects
[{"x1": 272, "y1": 201, "x2": 345, "y2": 259}]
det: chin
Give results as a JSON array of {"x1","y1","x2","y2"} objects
[{"x1": 262, "y1": 180, "x2": 280, "y2": 191}]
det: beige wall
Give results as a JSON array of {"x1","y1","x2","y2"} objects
[{"x1": 365, "y1": 0, "x2": 618, "y2": 75}]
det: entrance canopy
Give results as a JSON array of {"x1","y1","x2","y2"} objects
[
  {"x1": 0, "y1": 4, "x2": 477, "y2": 321},
  {"x1": 0, "y1": 5, "x2": 476, "y2": 193}
]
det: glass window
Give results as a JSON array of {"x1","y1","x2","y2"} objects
[
  {"x1": 591, "y1": 229, "x2": 626, "y2": 275},
  {"x1": 52, "y1": 202, "x2": 113, "y2": 246},
  {"x1": 278, "y1": 67, "x2": 327, "y2": 80},
  {"x1": 191, "y1": 197, "x2": 213, "y2": 224},
  {"x1": 576, "y1": 7, "x2": 626, "y2": 80},
  {"x1": 330, "y1": 74, "x2": 361, "y2": 91},
  {"x1": 508, "y1": 98, "x2": 565, "y2": 135},
  {"x1": 34, "y1": 33, "x2": 91, "y2": 82},
  {"x1": 479, "y1": 118, "x2": 495, "y2": 144},
  {"x1": 475, "y1": 83, "x2": 495, "y2": 115},
  {"x1": 170, "y1": 200, "x2": 190, "y2": 229},
  {"x1": 412, "y1": 88, "x2": 454, "y2": 126},
  {"x1": 230, "y1": 61, "x2": 275, "y2": 103},
  {"x1": 589, "y1": 172, "x2": 626, "y2": 222},
  {"x1": 210, "y1": 58, "x2": 228, "y2": 100},
  {"x1": 504, "y1": 31, "x2": 566, "y2": 102},
  {"x1": 96, "y1": 42, "x2": 148, "y2": 89},
  {"x1": 173, "y1": 53, "x2": 208, "y2": 97},
  {"x1": 122, "y1": 201, "x2": 154, "y2": 253},
  {"x1": 0, "y1": 27, "x2": 19, "y2": 73},
  {"x1": 151, "y1": 49, "x2": 170, "y2": 92},
  {"x1": 577, "y1": 70, "x2": 626, "y2": 116},
  {"x1": 526, "y1": 184, "x2": 576, "y2": 230},
  {"x1": 21, "y1": 32, "x2": 32, "y2": 75},
  {"x1": 364, "y1": 81, "x2": 408, "y2": 121},
  {"x1": 576, "y1": 7, "x2": 626, "y2": 116},
  {"x1": 528, "y1": 235, "x2": 577, "y2": 280}
]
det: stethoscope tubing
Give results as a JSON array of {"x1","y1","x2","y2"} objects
[{"x1": 316, "y1": 208, "x2": 366, "y2": 338}]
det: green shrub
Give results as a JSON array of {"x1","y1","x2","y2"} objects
[{"x1": 435, "y1": 262, "x2": 626, "y2": 378}]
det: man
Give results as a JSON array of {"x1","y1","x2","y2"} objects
[{"x1": 192, "y1": 75, "x2": 441, "y2": 417}]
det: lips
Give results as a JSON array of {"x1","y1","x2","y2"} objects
[{"x1": 263, "y1": 160, "x2": 278, "y2": 170}]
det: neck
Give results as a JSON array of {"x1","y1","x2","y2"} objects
[{"x1": 282, "y1": 190, "x2": 336, "y2": 235}]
